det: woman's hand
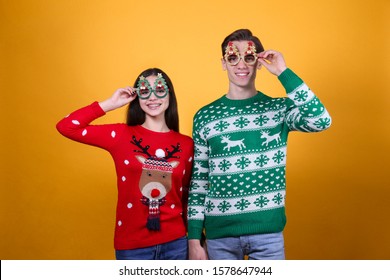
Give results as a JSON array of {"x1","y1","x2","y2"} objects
[{"x1": 99, "y1": 87, "x2": 137, "y2": 112}]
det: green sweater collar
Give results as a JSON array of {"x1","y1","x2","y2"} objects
[{"x1": 219, "y1": 91, "x2": 268, "y2": 107}]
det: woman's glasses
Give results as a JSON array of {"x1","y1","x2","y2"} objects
[{"x1": 136, "y1": 73, "x2": 169, "y2": 99}]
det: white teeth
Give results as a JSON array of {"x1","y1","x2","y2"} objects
[
  {"x1": 236, "y1": 73, "x2": 248, "y2": 76},
  {"x1": 147, "y1": 104, "x2": 161, "y2": 109}
]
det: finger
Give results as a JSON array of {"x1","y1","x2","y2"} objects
[
  {"x1": 257, "y1": 58, "x2": 274, "y2": 72},
  {"x1": 128, "y1": 87, "x2": 137, "y2": 97},
  {"x1": 258, "y1": 50, "x2": 277, "y2": 61},
  {"x1": 120, "y1": 87, "x2": 134, "y2": 97},
  {"x1": 258, "y1": 57, "x2": 272, "y2": 65}
]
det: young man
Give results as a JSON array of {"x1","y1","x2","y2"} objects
[{"x1": 187, "y1": 29, "x2": 332, "y2": 260}]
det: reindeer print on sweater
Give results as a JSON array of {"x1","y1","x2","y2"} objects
[
  {"x1": 130, "y1": 136, "x2": 182, "y2": 231},
  {"x1": 187, "y1": 68, "x2": 331, "y2": 240},
  {"x1": 56, "y1": 102, "x2": 194, "y2": 250}
]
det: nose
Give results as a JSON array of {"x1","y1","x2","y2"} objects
[
  {"x1": 148, "y1": 93, "x2": 158, "y2": 101},
  {"x1": 151, "y1": 189, "x2": 160, "y2": 198},
  {"x1": 237, "y1": 56, "x2": 247, "y2": 68}
]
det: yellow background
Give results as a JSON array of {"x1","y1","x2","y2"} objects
[{"x1": 1, "y1": 0, "x2": 389, "y2": 259}]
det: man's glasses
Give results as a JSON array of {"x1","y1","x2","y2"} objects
[
  {"x1": 135, "y1": 73, "x2": 169, "y2": 99},
  {"x1": 224, "y1": 41, "x2": 258, "y2": 66},
  {"x1": 225, "y1": 53, "x2": 257, "y2": 66}
]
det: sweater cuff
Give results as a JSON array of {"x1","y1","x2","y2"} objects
[
  {"x1": 187, "y1": 222, "x2": 204, "y2": 240},
  {"x1": 91, "y1": 101, "x2": 106, "y2": 118},
  {"x1": 278, "y1": 68, "x2": 304, "y2": 94}
]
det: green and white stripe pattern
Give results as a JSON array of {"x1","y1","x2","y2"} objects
[{"x1": 188, "y1": 68, "x2": 331, "y2": 240}]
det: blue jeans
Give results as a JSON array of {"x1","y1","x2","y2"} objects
[
  {"x1": 115, "y1": 236, "x2": 188, "y2": 260},
  {"x1": 206, "y1": 232, "x2": 285, "y2": 260}
]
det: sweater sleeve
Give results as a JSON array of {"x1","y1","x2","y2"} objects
[
  {"x1": 278, "y1": 68, "x2": 332, "y2": 132},
  {"x1": 56, "y1": 101, "x2": 121, "y2": 150},
  {"x1": 187, "y1": 111, "x2": 209, "y2": 240},
  {"x1": 180, "y1": 137, "x2": 195, "y2": 228}
]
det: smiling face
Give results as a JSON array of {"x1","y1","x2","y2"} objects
[
  {"x1": 139, "y1": 75, "x2": 170, "y2": 120},
  {"x1": 222, "y1": 40, "x2": 261, "y2": 90}
]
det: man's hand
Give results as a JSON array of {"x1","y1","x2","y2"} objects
[
  {"x1": 188, "y1": 239, "x2": 208, "y2": 260},
  {"x1": 258, "y1": 50, "x2": 287, "y2": 76}
]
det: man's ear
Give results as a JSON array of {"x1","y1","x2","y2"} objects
[
  {"x1": 221, "y1": 58, "x2": 227, "y2": 71},
  {"x1": 256, "y1": 61, "x2": 262, "y2": 70}
]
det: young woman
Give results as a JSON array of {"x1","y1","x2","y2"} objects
[{"x1": 57, "y1": 68, "x2": 194, "y2": 260}]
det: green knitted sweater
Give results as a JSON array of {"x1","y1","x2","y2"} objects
[{"x1": 187, "y1": 68, "x2": 331, "y2": 240}]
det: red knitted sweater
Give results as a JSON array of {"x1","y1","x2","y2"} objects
[{"x1": 56, "y1": 102, "x2": 194, "y2": 250}]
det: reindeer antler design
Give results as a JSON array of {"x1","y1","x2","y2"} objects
[
  {"x1": 165, "y1": 143, "x2": 181, "y2": 160},
  {"x1": 130, "y1": 136, "x2": 152, "y2": 158}
]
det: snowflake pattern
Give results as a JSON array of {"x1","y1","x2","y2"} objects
[
  {"x1": 234, "y1": 198, "x2": 250, "y2": 211},
  {"x1": 294, "y1": 90, "x2": 309, "y2": 102},
  {"x1": 314, "y1": 118, "x2": 331, "y2": 129},
  {"x1": 205, "y1": 200, "x2": 215, "y2": 213},
  {"x1": 203, "y1": 127, "x2": 211, "y2": 138},
  {"x1": 188, "y1": 77, "x2": 331, "y2": 221},
  {"x1": 217, "y1": 201, "x2": 232, "y2": 213},
  {"x1": 254, "y1": 154, "x2": 270, "y2": 167},
  {"x1": 235, "y1": 156, "x2": 251, "y2": 170},
  {"x1": 209, "y1": 160, "x2": 216, "y2": 172},
  {"x1": 272, "y1": 111, "x2": 283, "y2": 123},
  {"x1": 214, "y1": 120, "x2": 229, "y2": 132},
  {"x1": 254, "y1": 196, "x2": 270, "y2": 208},
  {"x1": 194, "y1": 146, "x2": 202, "y2": 157},
  {"x1": 233, "y1": 116, "x2": 250, "y2": 128},
  {"x1": 254, "y1": 114, "x2": 270, "y2": 126},
  {"x1": 218, "y1": 159, "x2": 232, "y2": 172},
  {"x1": 272, "y1": 150, "x2": 285, "y2": 164},
  {"x1": 190, "y1": 182, "x2": 201, "y2": 190},
  {"x1": 272, "y1": 193, "x2": 283, "y2": 205},
  {"x1": 188, "y1": 207, "x2": 199, "y2": 217}
]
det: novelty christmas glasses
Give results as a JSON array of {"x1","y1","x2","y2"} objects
[
  {"x1": 136, "y1": 73, "x2": 169, "y2": 99},
  {"x1": 224, "y1": 41, "x2": 258, "y2": 66}
]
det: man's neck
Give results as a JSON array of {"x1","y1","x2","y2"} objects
[{"x1": 226, "y1": 84, "x2": 257, "y2": 100}]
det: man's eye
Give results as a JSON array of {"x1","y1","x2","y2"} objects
[
  {"x1": 244, "y1": 54, "x2": 256, "y2": 63},
  {"x1": 227, "y1": 55, "x2": 238, "y2": 63}
]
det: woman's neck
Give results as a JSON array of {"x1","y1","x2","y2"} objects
[{"x1": 142, "y1": 117, "x2": 170, "y2": 132}]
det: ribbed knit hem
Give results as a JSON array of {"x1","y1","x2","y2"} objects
[
  {"x1": 204, "y1": 208, "x2": 286, "y2": 239},
  {"x1": 187, "y1": 220, "x2": 205, "y2": 240},
  {"x1": 277, "y1": 68, "x2": 304, "y2": 94},
  {"x1": 91, "y1": 101, "x2": 106, "y2": 117}
]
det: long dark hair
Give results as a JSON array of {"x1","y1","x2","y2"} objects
[
  {"x1": 221, "y1": 29, "x2": 264, "y2": 57},
  {"x1": 126, "y1": 68, "x2": 179, "y2": 132}
]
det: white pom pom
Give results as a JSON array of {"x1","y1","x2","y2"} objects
[{"x1": 155, "y1": 148, "x2": 165, "y2": 158}]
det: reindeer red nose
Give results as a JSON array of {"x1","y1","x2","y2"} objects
[{"x1": 151, "y1": 189, "x2": 160, "y2": 198}]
